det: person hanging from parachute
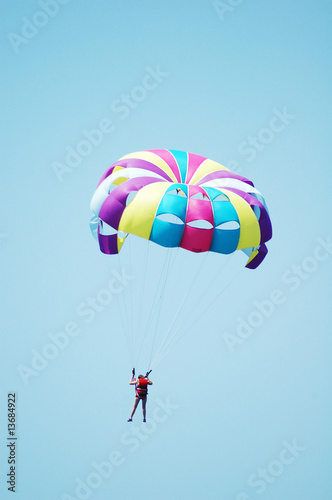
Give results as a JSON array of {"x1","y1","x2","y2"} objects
[
  {"x1": 128, "y1": 369, "x2": 152, "y2": 422},
  {"x1": 89, "y1": 149, "x2": 272, "y2": 414}
]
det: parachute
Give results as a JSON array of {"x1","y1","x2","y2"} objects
[{"x1": 89, "y1": 149, "x2": 272, "y2": 368}]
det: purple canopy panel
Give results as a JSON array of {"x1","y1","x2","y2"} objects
[
  {"x1": 198, "y1": 170, "x2": 255, "y2": 187},
  {"x1": 97, "y1": 158, "x2": 173, "y2": 187},
  {"x1": 245, "y1": 243, "x2": 268, "y2": 269},
  {"x1": 223, "y1": 188, "x2": 272, "y2": 244},
  {"x1": 97, "y1": 231, "x2": 118, "y2": 255},
  {"x1": 99, "y1": 177, "x2": 162, "y2": 230}
]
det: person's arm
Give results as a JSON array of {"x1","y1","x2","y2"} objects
[
  {"x1": 147, "y1": 378, "x2": 153, "y2": 385},
  {"x1": 129, "y1": 375, "x2": 136, "y2": 385}
]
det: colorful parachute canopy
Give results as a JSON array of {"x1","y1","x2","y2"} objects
[{"x1": 90, "y1": 149, "x2": 272, "y2": 269}]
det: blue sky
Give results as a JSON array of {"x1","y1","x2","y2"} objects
[{"x1": 1, "y1": 1, "x2": 331, "y2": 499}]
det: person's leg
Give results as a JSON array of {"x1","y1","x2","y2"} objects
[
  {"x1": 142, "y1": 397, "x2": 147, "y2": 422},
  {"x1": 128, "y1": 397, "x2": 140, "y2": 421}
]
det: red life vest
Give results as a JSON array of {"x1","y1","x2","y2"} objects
[{"x1": 136, "y1": 378, "x2": 148, "y2": 398}]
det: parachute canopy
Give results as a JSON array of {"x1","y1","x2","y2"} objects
[{"x1": 90, "y1": 149, "x2": 272, "y2": 269}]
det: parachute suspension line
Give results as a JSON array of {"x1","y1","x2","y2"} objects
[
  {"x1": 146, "y1": 245, "x2": 181, "y2": 365},
  {"x1": 151, "y1": 252, "x2": 231, "y2": 367},
  {"x1": 104, "y1": 254, "x2": 134, "y2": 368},
  {"x1": 151, "y1": 264, "x2": 245, "y2": 369},
  {"x1": 136, "y1": 238, "x2": 150, "y2": 337},
  {"x1": 150, "y1": 250, "x2": 209, "y2": 368},
  {"x1": 147, "y1": 247, "x2": 174, "y2": 369},
  {"x1": 118, "y1": 246, "x2": 135, "y2": 366},
  {"x1": 134, "y1": 239, "x2": 153, "y2": 369},
  {"x1": 150, "y1": 254, "x2": 234, "y2": 368},
  {"x1": 143, "y1": 248, "x2": 173, "y2": 369},
  {"x1": 126, "y1": 236, "x2": 135, "y2": 366},
  {"x1": 182, "y1": 253, "x2": 233, "y2": 323},
  {"x1": 134, "y1": 245, "x2": 172, "y2": 369}
]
